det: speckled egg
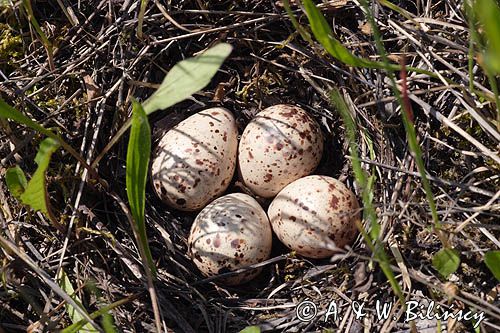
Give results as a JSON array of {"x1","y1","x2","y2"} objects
[
  {"x1": 151, "y1": 107, "x2": 238, "y2": 211},
  {"x1": 188, "y1": 193, "x2": 272, "y2": 285},
  {"x1": 238, "y1": 104, "x2": 323, "y2": 198},
  {"x1": 268, "y1": 175, "x2": 360, "y2": 259}
]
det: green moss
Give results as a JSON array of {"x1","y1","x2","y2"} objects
[
  {"x1": 72, "y1": 96, "x2": 86, "y2": 120},
  {"x1": 0, "y1": 23, "x2": 22, "y2": 65}
]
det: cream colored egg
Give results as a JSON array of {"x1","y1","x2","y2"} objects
[
  {"x1": 188, "y1": 193, "x2": 272, "y2": 285},
  {"x1": 238, "y1": 104, "x2": 323, "y2": 198},
  {"x1": 268, "y1": 175, "x2": 359, "y2": 259},
  {"x1": 151, "y1": 107, "x2": 238, "y2": 211}
]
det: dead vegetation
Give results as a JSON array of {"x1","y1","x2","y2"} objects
[{"x1": 0, "y1": 0, "x2": 499, "y2": 332}]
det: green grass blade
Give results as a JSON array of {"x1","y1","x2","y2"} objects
[
  {"x1": 137, "y1": 0, "x2": 148, "y2": 38},
  {"x1": 330, "y1": 89, "x2": 403, "y2": 303},
  {"x1": 353, "y1": 0, "x2": 441, "y2": 230},
  {"x1": 22, "y1": 0, "x2": 54, "y2": 70},
  {"x1": 359, "y1": 4, "x2": 448, "y2": 293},
  {"x1": 299, "y1": 0, "x2": 439, "y2": 78},
  {"x1": 465, "y1": 0, "x2": 478, "y2": 94},
  {"x1": 58, "y1": 269, "x2": 98, "y2": 333},
  {"x1": 466, "y1": 0, "x2": 500, "y2": 130},
  {"x1": 60, "y1": 294, "x2": 138, "y2": 333},
  {"x1": 142, "y1": 43, "x2": 233, "y2": 114},
  {"x1": 378, "y1": 0, "x2": 415, "y2": 21},
  {"x1": 126, "y1": 100, "x2": 155, "y2": 275},
  {"x1": 22, "y1": 0, "x2": 50, "y2": 47},
  {"x1": 5, "y1": 166, "x2": 28, "y2": 199},
  {"x1": 0, "y1": 97, "x2": 102, "y2": 185},
  {"x1": 282, "y1": 0, "x2": 314, "y2": 44},
  {"x1": 0, "y1": 97, "x2": 57, "y2": 138},
  {"x1": 101, "y1": 312, "x2": 118, "y2": 333},
  {"x1": 474, "y1": 0, "x2": 500, "y2": 73},
  {"x1": 240, "y1": 326, "x2": 261, "y2": 333},
  {"x1": 301, "y1": 0, "x2": 374, "y2": 67},
  {"x1": 432, "y1": 248, "x2": 460, "y2": 279},
  {"x1": 400, "y1": 100, "x2": 440, "y2": 227},
  {"x1": 19, "y1": 137, "x2": 60, "y2": 215},
  {"x1": 84, "y1": 280, "x2": 118, "y2": 333},
  {"x1": 484, "y1": 251, "x2": 500, "y2": 281}
]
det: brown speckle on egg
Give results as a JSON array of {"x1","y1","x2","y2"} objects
[
  {"x1": 268, "y1": 176, "x2": 360, "y2": 259},
  {"x1": 188, "y1": 193, "x2": 273, "y2": 285},
  {"x1": 151, "y1": 107, "x2": 238, "y2": 211},
  {"x1": 238, "y1": 105, "x2": 323, "y2": 198}
]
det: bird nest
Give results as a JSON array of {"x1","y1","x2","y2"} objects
[{"x1": 0, "y1": 1, "x2": 499, "y2": 332}]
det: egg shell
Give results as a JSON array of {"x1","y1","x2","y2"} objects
[
  {"x1": 238, "y1": 104, "x2": 323, "y2": 198},
  {"x1": 188, "y1": 193, "x2": 272, "y2": 285},
  {"x1": 151, "y1": 107, "x2": 238, "y2": 211},
  {"x1": 268, "y1": 175, "x2": 360, "y2": 259}
]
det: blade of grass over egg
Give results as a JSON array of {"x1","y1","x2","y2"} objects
[
  {"x1": 91, "y1": 43, "x2": 232, "y2": 168},
  {"x1": 330, "y1": 89, "x2": 403, "y2": 304},
  {"x1": 142, "y1": 43, "x2": 233, "y2": 114}
]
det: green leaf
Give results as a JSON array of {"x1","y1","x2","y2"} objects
[
  {"x1": 101, "y1": 312, "x2": 118, "y2": 333},
  {"x1": 58, "y1": 269, "x2": 98, "y2": 333},
  {"x1": 474, "y1": 0, "x2": 500, "y2": 73},
  {"x1": 0, "y1": 98, "x2": 98, "y2": 179},
  {"x1": 0, "y1": 97, "x2": 56, "y2": 139},
  {"x1": 20, "y1": 137, "x2": 60, "y2": 215},
  {"x1": 5, "y1": 166, "x2": 28, "y2": 198},
  {"x1": 432, "y1": 248, "x2": 460, "y2": 279},
  {"x1": 240, "y1": 326, "x2": 261, "y2": 333},
  {"x1": 142, "y1": 43, "x2": 232, "y2": 114},
  {"x1": 484, "y1": 251, "x2": 500, "y2": 281},
  {"x1": 84, "y1": 280, "x2": 118, "y2": 333},
  {"x1": 61, "y1": 294, "x2": 137, "y2": 333},
  {"x1": 126, "y1": 100, "x2": 155, "y2": 274}
]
